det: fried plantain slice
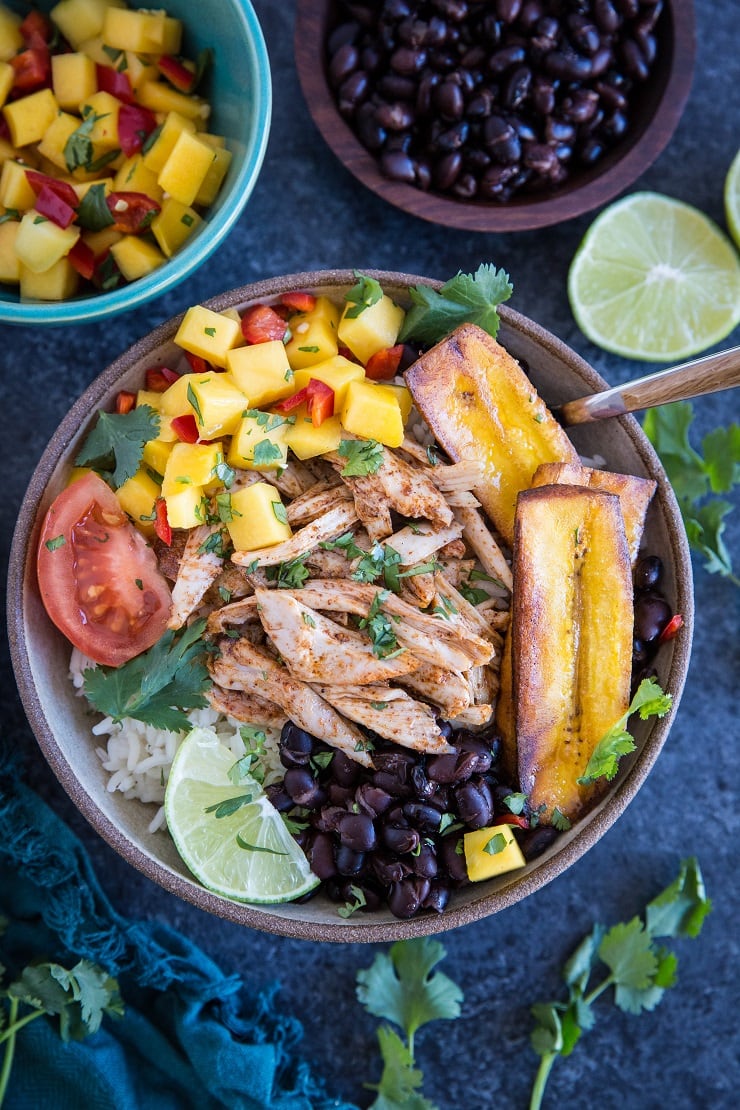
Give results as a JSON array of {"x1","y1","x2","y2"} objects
[
  {"x1": 513, "y1": 484, "x2": 633, "y2": 824},
  {"x1": 531, "y1": 461, "x2": 656, "y2": 565},
  {"x1": 405, "y1": 323, "x2": 579, "y2": 545}
]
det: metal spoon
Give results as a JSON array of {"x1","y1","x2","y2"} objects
[{"x1": 555, "y1": 344, "x2": 740, "y2": 426}]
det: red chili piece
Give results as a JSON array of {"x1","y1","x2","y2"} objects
[
  {"x1": 170, "y1": 414, "x2": 199, "y2": 443},
  {"x1": 95, "y1": 63, "x2": 136, "y2": 104},
  {"x1": 68, "y1": 239, "x2": 96, "y2": 281},
  {"x1": 365, "y1": 343, "x2": 404, "y2": 381},
  {"x1": 145, "y1": 365, "x2": 180, "y2": 392},
  {"x1": 106, "y1": 192, "x2": 161, "y2": 234},
  {"x1": 240, "y1": 304, "x2": 289, "y2": 345},
  {"x1": 117, "y1": 103, "x2": 158, "y2": 156},
  {"x1": 115, "y1": 390, "x2": 137, "y2": 414},
  {"x1": 25, "y1": 170, "x2": 79, "y2": 208},
  {"x1": 279, "y1": 291, "x2": 316, "y2": 313},
  {"x1": 658, "y1": 613, "x2": 684, "y2": 643},
  {"x1": 274, "y1": 379, "x2": 335, "y2": 427},
  {"x1": 157, "y1": 55, "x2": 196, "y2": 94},
  {"x1": 183, "y1": 351, "x2": 214, "y2": 374},
  {"x1": 20, "y1": 10, "x2": 53, "y2": 47},
  {"x1": 10, "y1": 47, "x2": 50, "y2": 92},
  {"x1": 154, "y1": 498, "x2": 172, "y2": 545},
  {"x1": 491, "y1": 814, "x2": 530, "y2": 830},
  {"x1": 35, "y1": 184, "x2": 77, "y2": 229}
]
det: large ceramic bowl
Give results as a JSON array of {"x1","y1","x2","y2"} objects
[
  {"x1": 295, "y1": 0, "x2": 695, "y2": 232},
  {"x1": 0, "y1": 0, "x2": 270, "y2": 325},
  {"x1": 7, "y1": 269, "x2": 693, "y2": 941}
]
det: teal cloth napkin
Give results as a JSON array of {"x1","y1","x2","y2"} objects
[{"x1": 0, "y1": 738, "x2": 357, "y2": 1110}]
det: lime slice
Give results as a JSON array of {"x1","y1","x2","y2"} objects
[
  {"x1": 164, "y1": 727, "x2": 319, "y2": 904},
  {"x1": 568, "y1": 191, "x2": 740, "y2": 361},
  {"x1": 724, "y1": 148, "x2": 740, "y2": 249}
]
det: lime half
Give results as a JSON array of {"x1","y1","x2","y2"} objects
[
  {"x1": 724, "y1": 148, "x2": 740, "y2": 249},
  {"x1": 568, "y1": 191, "x2": 740, "y2": 361},
  {"x1": 164, "y1": 727, "x2": 319, "y2": 904}
]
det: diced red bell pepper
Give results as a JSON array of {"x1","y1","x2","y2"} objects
[
  {"x1": 25, "y1": 170, "x2": 79, "y2": 208},
  {"x1": 157, "y1": 54, "x2": 196, "y2": 94},
  {"x1": 338, "y1": 345, "x2": 361, "y2": 364},
  {"x1": 279, "y1": 291, "x2": 316, "y2": 314},
  {"x1": 365, "y1": 343, "x2": 404, "y2": 381},
  {"x1": 95, "y1": 63, "x2": 135, "y2": 104},
  {"x1": 658, "y1": 613, "x2": 684, "y2": 643},
  {"x1": 154, "y1": 498, "x2": 172, "y2": 545},
  {"x1": 146, "y1": 365, "x2": 180, "y2": 392},
  {"x1": 0, "y1": 116, "x2": 9, "y2": 141},
  {"x1": 117, "y1": 102, "x2": 159, "y2": 157},
  {"x1": 35, "y1": 184, "x2": 77, "y2": 229},
  {"x1": 274, "y1": 378, "x2": 335, "y2": 427},
  {"x1": 240, "y1": 303, "x2": 289, "y2": 345},
  {"x1": 10, "y1": 46, "x2": 50, "y2": 92},
  {"x1": 171, "y1": 414, "x2": 199, "y2": 443},
  {"x1": 92, "y1": 248, "x2": 123, "y2": 291},
  {"x1": 106, "y1": 192, "x2": 161, "y2": 234},
  {"x1": 20, "y1": 10, "x2": 53, "y2": 48},
  {"x1": 491, "y1": 814, "x2": 530, "y2": 831},
  {"x1": 183, "y1": 351, "x2": 214, "y2": 374},
  {"x1": 68, "y1": 239, "x2": 96, "y2": 281},
  {"x1": 115, "y1": 390, "x2": 137, "y2": 414}
]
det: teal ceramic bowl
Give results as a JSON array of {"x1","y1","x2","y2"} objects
[{"x1": 0, "y1": 0, "x2": 271, "y2": 326}]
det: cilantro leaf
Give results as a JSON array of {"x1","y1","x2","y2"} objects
[
  {"x1": 645, "y1": 857, "x2": 711, "y2": 940},
  {"x1": 8, "y1": 959, "x2": 123, "y2": 1042},
  {"x1": 643, "y1": 403, "x2": 739, "y2": 583},
  {"x1": 64, "y1": 108, "x2": 107, "y2": 172},
  {"x1": 356, "y1": 937, "x2": 463, "y2": 1045},
  {"x1": 359, "y1": 591, "x2": 404, "y2": 659},
  {"x1": 338, "y1": 438, "x2": 384, "y2": 477},
  {"x1": 598, "y1": 918, "x2": 658, "y2": 993},
  {"x1": 75, "y1": 405, "x2": 160, "y2": 489},
  {"x1": 266, "y1": 552, "x2": 311, "y2": 589},
  {"x1": 83, "y1": 619, "x2": 211, "y2": 731},
  {"x1": 366, "y1": 1026, "x2": 437, "y2": 1110},
  {"x1": 577, "y1": 678, "x2": 672, "y2": 785},
  {"x1": 344, "y1": 270, "x2": 383, "y2": 318},
  {"x1": 399, "y1": 263, "x2": 513, "y2": 346}
]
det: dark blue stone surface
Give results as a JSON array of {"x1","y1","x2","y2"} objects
[{"x1": 2, "y1": 2, "x2": 738, "y2": 1107}]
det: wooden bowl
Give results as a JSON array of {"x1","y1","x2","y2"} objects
[
  {"x1": 8, "y1": 270, "x2": 693, "y2": 942},
  {"x1": 294, "y1": 2, "x2": 695, "y2": 231}
]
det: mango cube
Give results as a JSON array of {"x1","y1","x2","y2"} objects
[
  {"x1": 0, "y1": 60, "x2": 13, "y2": 108},
  {"x1": 77, "y1": 92, "x2": 120, "y2": 149},
  {"x1": 0, "y1": 161, "x2": 37, "y2": 211},
  {"x1": 116, "y1": 468, "x2": 160, "y2": 534},
  {"x1": 293, "y1": 354, "x2": 364, "y2": 412},
  {"x1": 164, "y1": 484, "x2": 204, "y2": 530},
  {"x1": 384, "y1": 382, "x2": 413, "y2": 423},
  {"x1": 226, "y1": 339, "x2": 295, "y2": 407},
  {"x1": 51, "y1": 0, "x2": 126, "y2": 50},
  {"x1": 174, "y1": 304, "x2": 242, "y2": 368},
  {"x1": 114, "y1": 156, "x2": 163, "y2": 202},
  {"x1": 3, "y1": 88, "x2": 59, "y2": 148},
  {"x1": 463, "y1": 823, "x2": 526, "y2": 882},
  {"x1": 124, "y1": 50, "x2": 158, "y2": 90},
  {"x1": 159, "y1": 373, "x2": 197, "y2": 417},
  {"x1": 338, "y1": 293, "x2": 405, "y2": 365},
  {"x1": 110, "y1": 236, "x2": 165, "y2": 282},
  {"x1": 0, "y1": 219, "x2": 20, "y2": 283},
  {"x1": 158, "y1": 131, "x2": 216, "y2": 206},
  {"x1": 15, "y1": 210, "x2": 80, "y2": 274},
  {"x1": 141, "y1": 436, "x2": 173, "y2": 478},
  {"x1": 142, "y1": 111, "x2": 196, "y2": 174},
  {"x1": 285, "y1": 295, "x2": 340, "y2": 369},
  {"x1": 81, "y1": 224, "x2": 120, "y2": 256},
  {"x1": 36, "y1": 112, "x2": 81, "y2": 170},
  {"x1": 138, "y1": 81, "x2": 209, "y2": 123},
  {"x1": 285, "y1": 410, "x2": 343, "y2": 461},
  {"x1": 194, "y1": 144, "x2": 232, "y2": 206},
  {"x1": 186, "y1": 373, "x2": 248, "y2": 438},
  {"x1": 19, "y1": 257, "x2": 79, "y2": 301},
  {"x1": 51, "y1": 52, "x2": 97, "y2": 110},
  {"x1": 0, "y1": 6, "x2": 22, "y2": 62},
  {"x1": 150, "y1": 197, "x2": 201, "y2": 258},
  {"x1": 340, "y1": 380, "x2": 404, "y2": 448},
  {"x1": 227, "y1": 411, "x2": 290, "y2": 471},
  {"x1": 162, "y1": 441, "x2": 224, "y2": 497},
  {"x1": 103, "y1": 8, "x2": 182, "y2": 54},
  {"x1": 226, "y1": 483, "x2": 292, "y2": 552}
]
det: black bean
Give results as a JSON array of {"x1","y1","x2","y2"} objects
[
  {"x1": 388, "y1": 877, "x2": 430, "y2": 918},
  {"x1": 385, "y1": 0, "x2": 412, "y2": 18},
  {"x1": 602, "y1": 110, "x2": 629, "y2": 139},
  {"x1": 520, "y1": 824, "x2": 559, "y2": 860},
  {"x1": 635, "y1": 28, "x2": 657, "y2": 65},
  {"x1": 478, "y1": 163, "x2": 518, "y2": 198},
  {"x1": 483, "y1": 116, "x2": 521, "y2": 164},
  {"x1": 264, "y1": 784, "x2": 293, "y2": 812},
  {"x1": 375, "y1": 99, "x2": 416, "y2": 130},
  {"x1": 579, "y1": 137, "x2": 605, "y2": 165},
  {"x1": 327, "y1": 21, "x2": 360, "y2": 55},
  {"x1": 329, "y1": 44, "x2": 359, "y2": 88},
  {"x1": 589, "y1": 45, "x2": 614, "y2": 77},
  {"x1": 433, "y1": 150, "x2": 463, "y2": 188},
  {"x1": 452, "y1": 171, "x2": 478, "y2": 198},
  {"x1": 593, "y1": 0, "x2": 621, "y2": 33},
  {"x1": 361, "y1": 45, "x2": 382, "y2": 73},
  {"x1": 561, "y1": 88, "x2": 600, "y2": 123},
  {"x1": 504, "y1": 65, "x2": 532, "y2": 108},
  {"x1": 567, "y1": 15, "x2": 601, "y2": 55},
  {"x1": 382, "y1": 824, "x2": 420, "y2": 854},
  {"x1": 355, "y1": 781, "x2": 394, "y2": 816},
  {"x1": 422, "y1": 881, "x2": 451, "y2": 913},
  {"x1": 279, "y1": 721, "x2": 313, "y2": 766},
  {"x1": 634, "y1": 554, "x2": 663, "y2": 591},
  {"x1": 435, "y1": 78, "x2": 465, "y2": 120},
  {"x1": 634, "y1": 593, "x2": 672, "y2": 643},
  {"x1": 489, "y1": 44, "x2": 527, "y2": 74},
  {"x1": 338, "y1": 70, "x2": 369, "y2": 114},
  {"x1": 327, "y1": 783, "x2": 356, "y2": 807},
  {"x1": 339, "y1": 812, "x2": 378, "y2": 852},
  {"x1": 436, "y1": 120, "x2": 470, "y2": 150},
  {"x1": 312, "y1": 804, "x2": 345, "y2": 833},
  {"x1": 438, "y1": 834, "x2": 468, "y2": 881},
  {"x1": 544, "y1": 50, "x2": 593, "y2": 80},
  {"x1": 354, "y1": 104, "x2": 387, "y2": 150},
  {"x1": 377, "y1": 73, "x2": 417, "y2": 100},
  {"x1": 632, "y1": 639, "x2": 650, "y2": 666},
  {"x1": 454, "y1": 778, "x2": 493, "y2": 828},
  {"x1": 616, "y1": 0, "x2": 640, "y2": 17},
  {"x1": 380, "y1": 149, "x2": 417, "y2": 182},
  {"x1": 410, "y1": 841, "x2": 438, "y2": 878},
  {"x1": 496, "y1": 0, "x2": 522, "y2": 23},
  {"x1": 284, "y1": 767, "x2": 324, "y2": 808},
  {"x1": 309, "y1": 831, "x2": 338, "y2": 879},
  {"x1": 531, "y1": 75, "x2": 557, "y2": 115},
  {"x1": 416, "y1": 71, "x2": 440, "y2": 114},
  {"x1": 466, "y1": 89, "x2": 494, "y2": 117},
  {"x1": 403, "y1": 801, "x2": 443, "y2": 832},
  {"x1": 372, "y1": 853, "x2": 409, "y2": 885},
  {"x1": 620, "y1": 38, "x2": 649, "y2": 80},
  {"x1": 433, "y1": 0, "x2": 468, "y2": 21},
  {"x1": 546, "y1": 116, "x2": 576, "y2": 143},
  {"x1": 523, "y1": 141, "x2": 557, "y2": 174},
  {"x1": 330, "y1": 750, "x2": 360, "y2": 788},
  {"x1": 594, "y1": 78, "x2": 628, "y2": 111},
  {"x1": 335, "y1": 843, "x2": 366, "y2": 876},
  {"x1": 390, "y1": 45, "x2": 427, "y2": 74}
]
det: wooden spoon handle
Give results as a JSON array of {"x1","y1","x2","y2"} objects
[{"x1": 557, "y1": 345, "x2": 740, "y2": 425}]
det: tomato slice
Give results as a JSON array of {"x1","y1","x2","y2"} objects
[
  {"x1": 240, "y1": 304, "x2": 289, "y2": 344},
  {"x1": 20, "y1": 10, "x2": 53, "y2": 47},
  {"x1": 37, "y1": 472, "x2": 172, "y2": 667}
]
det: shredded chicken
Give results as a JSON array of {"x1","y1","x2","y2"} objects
[
  {"x1": 208, "y1": 684, "x2": 287, "y2": 729},
  {"x1": 314, "y1": 684, "x2": 454, "y2": 753},
  {"x1": 231, "y1": 503, "x2": 359, "y2": 567},
  {"x1": 167, "y1": 525, "x2": 223, "y2": 629},
  {"x1": 453, "y1": 505, "x2": 513, "y2": 592}
]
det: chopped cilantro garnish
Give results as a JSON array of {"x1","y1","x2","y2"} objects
[
  {"x1": 44, "y1": 535, "x2": 66, "y2": 552},
  {"x1": 253, "y1": 439, "x2": 284, "y2": 467},
  {"x1": 272, "y1": 500, "x2": 288, "y2": 525},
  {"x1": 344, "y1": 270, "x2": 383, "y2": 318},
  {"x1": 399, "y1": 263, "x2": 513, "y2": 346},
  {"x1": 75, "y1": 405, "x2": 159, "y2": 489},
  {"x1": 338, "y1": 438, "x2": 384, "y2": 477}
]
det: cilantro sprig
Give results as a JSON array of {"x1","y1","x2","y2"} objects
[
  {"x1": 83, "y1": 619, "x2": 212, "y2": 732},
  {"x1": 359, "y1": 591, "x2": 404, "y2": 659},
  {"x1": 357, "y1": 937, "x2": 463, "y2": 1110},
  {"x1": 577, "y1": 678, "x2": 672, "y2": 786},
  {"x1": 528, "y1": 858, "x2": 710, "y2": 1110},
  {"x1": 399, "y1": 263, "x2": 513, "y2": 347},
  {"x1": 0, "y1": 919, "x2": 123, "y2": 1105},
  {"x1": 643, "y1": 402, "x2": 739, "y2": 584},
  {"x1": 344, "y1": 271, "x2": 383, "y2": 318},
  {"x1": 338, "y1": 438, "x2": 384, "y2": 477},
  {"x1": 75, "y1": 405, "x2": 159, "y2": 489}
]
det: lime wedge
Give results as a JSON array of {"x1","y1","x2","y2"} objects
[
  {"x1": 568, "y1": 191, "x2": 740, "y2": 361},
  {"x1": 724, "y1": 148, "x2": 740, "y2": 249},
  {"x1": 164, "y1": 727, "x2": 319, "y2": 904}
]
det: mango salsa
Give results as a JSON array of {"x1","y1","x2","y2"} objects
[
  {"x1": 340, "y1": 380, "x2": 405, "y2": 448},
  {"x1": 226, "y1": 483, "x2": 292, "y2": 552}
]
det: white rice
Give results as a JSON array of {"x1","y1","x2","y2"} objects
[{"x1": 69, "y1": 648, "x2": 284, "y2": 834}]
